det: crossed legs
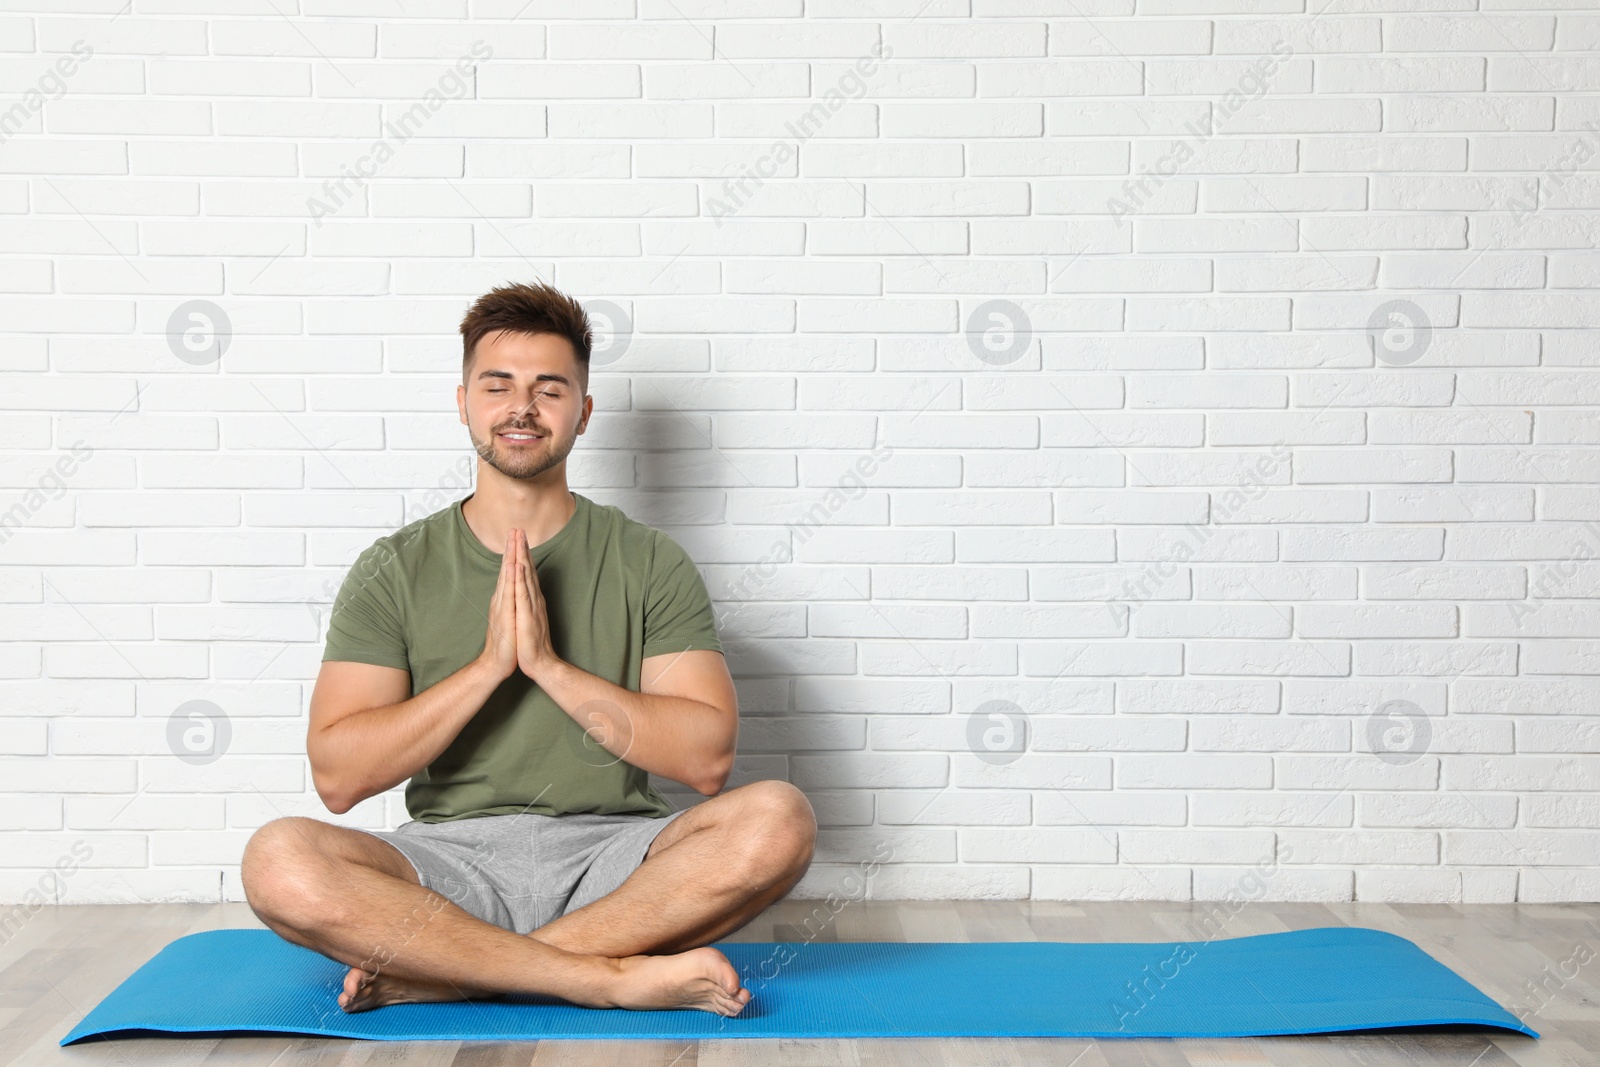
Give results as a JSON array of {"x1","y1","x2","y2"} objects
[{"x1": 240, "y1": 780, "x2": 816, "y2": 1015}]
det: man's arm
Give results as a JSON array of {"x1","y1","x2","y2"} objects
[
  {"x1": 306, "y1": 657, "x2": 504, "y2": 815},
  {"x1": 532, "y1": 649, "x2": 738, "y2": 797},
  {"x1": 312, "y1": 523, "x2": 527, "y2": 814}
]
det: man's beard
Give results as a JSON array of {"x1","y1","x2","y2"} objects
[{"x1": 469, "y1": 418, "x2": 569, "y2": 480}]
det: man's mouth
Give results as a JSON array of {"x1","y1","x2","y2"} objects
[{"x1": 499, "y1": 430, "x2": 543, "y2": 444}]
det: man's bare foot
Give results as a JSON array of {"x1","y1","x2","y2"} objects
[
  {"x1": 337, "y1": 946, "x2": 752, "y2": 1018},
  {"x1": 338, "y1": 963, "x2": 504, "y2": 1013},
  {"x1": 610, "y1": 946, "x2": 752, "y2": 1016}
]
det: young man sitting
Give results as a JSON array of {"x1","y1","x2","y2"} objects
[{"x1": 240, "y1": 281, "x2": 817, "y2": 1016}]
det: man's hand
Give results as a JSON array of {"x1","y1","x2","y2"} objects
[
  {"x1": 476, "y1": 528, "x2": 520, "y2": 681},
  {"x1": 513, "y1": 527, "x2": 562, "y2": 682}
]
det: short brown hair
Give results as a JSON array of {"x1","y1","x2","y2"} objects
[{"x1": 459, "y1": 281, "x2": 593, "y2": 393}]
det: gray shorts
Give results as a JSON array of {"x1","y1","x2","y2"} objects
[{"x1": 357, "y1": 807, "x2": 691, "y2": 936}]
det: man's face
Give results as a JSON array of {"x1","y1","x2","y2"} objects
[{"x1": 458, "y1": 329, "x2": 591, "y2": 482}]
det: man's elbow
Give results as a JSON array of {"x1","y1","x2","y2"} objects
[
  {"x1": 695, "y1": 751, "x2": 735, "y2": 797},
  {"x1": 314, "y1": 780, "x2": 354, "y2": 816},
  {"x1": 310, "y1": 763, "x2": 356, "y2": 815}
]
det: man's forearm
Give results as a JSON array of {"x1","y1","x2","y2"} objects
[
  {"x1": 535, "y1": 658, "x2": 736, "y2": 795},
  {"x1": 311, "y1": 657, "x2": 506, "y2": 813}
]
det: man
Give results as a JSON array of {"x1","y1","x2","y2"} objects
[{"x1": 241, "y1": 281, "x2": 817, "y2": 1017}]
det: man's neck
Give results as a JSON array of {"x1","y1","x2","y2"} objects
[{"x1": 461, "y1": 484, "x2": 577, "y2": 556}]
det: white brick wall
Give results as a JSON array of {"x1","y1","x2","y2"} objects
[{"x1": 1, "y1": 3, "x2": 1598, "y2": 913}]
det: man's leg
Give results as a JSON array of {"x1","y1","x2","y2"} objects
[
  {"x1": 334, "y1": 778, "x2": 817, "y2": 1007},
  {"x1": 528, "y1": 779, "x2": 819, "y2": 959},
  {"x1": 240, "y1": 813, "x2": 750, "y2": 1015}
]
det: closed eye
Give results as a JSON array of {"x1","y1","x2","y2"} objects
[{"x1": 487, "y1": 388, "x2": 560, "y2": 398}]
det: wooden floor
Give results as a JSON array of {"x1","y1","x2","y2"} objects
[{"x1": 4, "y1": 897, "x2": 1596, "y2": 1066}]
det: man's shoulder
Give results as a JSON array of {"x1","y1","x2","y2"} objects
[
  {"x1": 351, "y1": 498, "x2": 461, "y2": 572},
  {"x1": 582, "y1": 493, "x2": 670, "y2": 553}
]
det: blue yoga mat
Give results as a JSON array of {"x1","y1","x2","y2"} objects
[{"x1": 61, "y1": 926, "x2": 1537, "y2": 1044}]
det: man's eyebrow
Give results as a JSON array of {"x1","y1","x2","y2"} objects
[{"x1": 475, "y1": 369, "x2": 573, "y2": 386}]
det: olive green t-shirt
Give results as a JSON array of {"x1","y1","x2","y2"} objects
[{"x1": 321, "y1": 491, "x2": 724, "y2": 823}]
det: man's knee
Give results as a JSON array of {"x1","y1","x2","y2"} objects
[
  {"x1": 737, "y1": 780, "x2": 817, "y2": 880},
  {"x1": 241, "y1": 817, "x2": 349, "y2": 929}
]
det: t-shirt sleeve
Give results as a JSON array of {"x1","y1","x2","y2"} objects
[
  {"x1": 322, "y1": 541, "x2": 410, "y2": 671},
  {"x1": 642, "y1": 530, "x2": 723, "y2": 659}
]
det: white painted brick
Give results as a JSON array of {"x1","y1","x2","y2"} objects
[
  {"x1": 1527, "y1": 562, "x2": 1600, "y2": 600},
  {"x1": 1298, "y1": 604, "x2": 1458, "y2": 639},
  {"x1": 966, "y1": 452, "x2": 1124, "y2": 488},
  {"x1": 1275, "y1": 755, "x2": 1439, "y2": 790},
  {"x1": 1521, "y1": 641, "x2": 1600, "y2": 676},
  {"x1": 1194, "y1": 865, "x2": 1354, "y2": 902},
  {"x1": 1466, "y1": 603, "x2": 1600, "y2": 638},
  {"x1": 1132, "y1": 604, "x2": 1291, "y2": 639},
  {"x1": 1212, "y1": 489, "x2": 1368, "y2": 524},
  {"x1": 1208, "y1": 411, "x2": 1364, "y2": 446},
  {"x1": 1121, "y1": 829, "x2": 1276, "y2": 865},
  {"x1": 1446, "y1": 831, "x2": 1600, "y2": 867},
  {"x1": 1370, "y1": 410, "x2": 1532, "y2": 445},
  {"x1": 1282, "y1": 527, "x2": 1443, "y2": 561},
  {"x1": 951, "y1": 679, "x2": 1113, "y2": 717},
  {"x1": 1522, "y1": 795, "x2": 1600, "y2": 828},
  {"x1": 1196, "y1": 565, "x2": 1357, "y2": 600},
  {"x1": 865, "y1": 864, "x2": 1029, "y2": 901},
  {"x1": 1053, "y1": 491, "x2": 1208, "y2": 525},
  {"x1": 1294, "y1": 372, "x2": 1456, "y2": 408},
  {"x1": 1356, "y1": 717, "x2": 1512, "y2": 756},
  {"x1": 1542, "y1": 488, "x2": 1600, "y2": 522},
  {"x1": 1190, "y1": 716, "x2": 1348, "y2": 753},
  {"x1": 1022, "y1": 642, "x2": 1183, "y2": 676},
  {"x1": 1369, "y1": 489, "x2": 1529, "y2": 524},
  {"x1": 1446, "y1": 756, "x2": 1600, "y2": 791},
  {"x1": 1355, "y1": 642, "x2": 1517, "y2": 676},
  {"x1": 959, "y1": 828, "x2": 1115, "y2": 864},
  {"x1": 970, "y1": 604, "x2": 1125, "y2": 638},
  {"x1": 1454, "y1": 678, "x2": 1600, "y2": 717},
  {"x1": 1032, "y1": 716, "x2": 1186, "y2": 752},
  {"x1": 1208, "y1": 334, "x2": 1364, "y2": 370},
  {"x1": 1529, "y1": 409, "x2": 1600, "y2": 441},
  {"x1": 1119, "y1": 679, "x2": 1280, "y2": 716},
  {"x1": 816, "y1": 827, "x2": 954, "y2": 865},
  {"x1": 1036, "y1": 792, "x2": 1187, "y2": 826},
  {"x1": 1362, "y1": 564, "x2": 1527, "y2": 601},
  {"x1": 957, "y1": 528, "x2": 1114, "y2": 562},
  {"x1": 876, "y1": 790, "x2": 1030, "y2": 826},
  {"x1": 1355, "y1": 869, "x2": 1462, "y2": 903},
  {"x1": 1280, "y1": 831, "x2": 1446, "y2": 870},
  {"x1": 1116, "y1": 754, "x2": 1273, "y2": 790},
  {"x1": 1192, "y1": 791, "x2": 1354, "y2": 827},
  {"x1": 1296, "y1": 449, "x2": 1454, "y2": 485},
  {"x1": 1360, "y1": 793, "x2": 1517, "y2": 829},
  {"x1": 871, "y1": 565, "x2": 1025, "y2": 600},
  {"x1": 1035, "y1": 564, "x2": 1192, "y2": 602},
  {"x1": 0, "y1": 759, "x2": 137, "y2": 793},
  {"x1": 1045, "y1": 413, "x2": 1206, "y2": 447},
  {"x1": 1460, "y1": 449, "x2": 1600, "y2": 483},
  {"x1": 1118, "y1": 527, "x2": 1276, "y2": 561},
  {"x1": 883, "y1": 102, "x2": 1041, "y2": 138},
  {"x1": 1034, "y1": 866, "x2": 1191, "y2": 901},
  {"x1": 1126, "y1": 375, "x2": 1286, "y2": 409},
  {"x1": 951, "y1": 754, "x2": 1112, "y2": 790},
  {"x1": 1128, "y1": 451, "x2": 1291, "y2": 487},
  {"x1": 806, "y1": 790, "x2": 877, "y2": 829},
  {"x1": 1517, "y1": 867, "x2": 1600, "y2": 903},
  {"x1": 1189, "y1": 641, "x2": 1351, "y2": 677}
]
